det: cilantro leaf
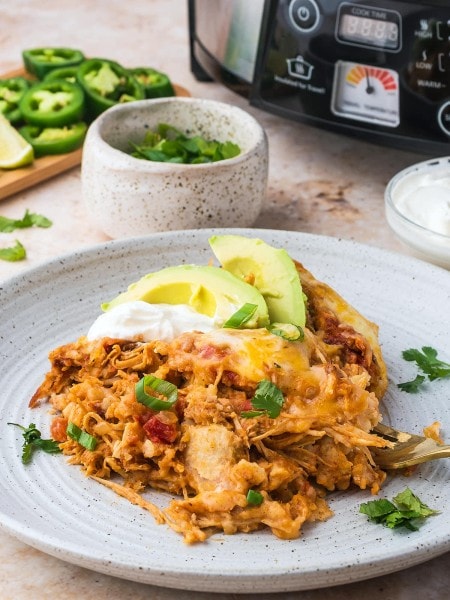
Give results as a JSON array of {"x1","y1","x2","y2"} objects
[
  {"x1": 359, "y1": 487, "x2": 438, "y2": 531},
  {"x1": 0, "y1": 239, "x2": 26, "y2": 262},
  {"x1": 393, "y1": 488, "x2": 438, "y2": 518},
  {"x1": 0, "y1": 209, "x2": 52, "y2": 233},
  {"x1": 359, "y1": 498, "x2": 397, "y2": 521},
  {"x1": 8, "y1": 422, "x2": 61, "y2": 464},
  {"x1": 220, "y1": 141, "x2": 241, "y2": 160},
  {"x1": 241, "y1": 380, "x2": 285, "y2": 419},
  {"x1": 397, "y1": 346, "x2": 450, "y2": 392},
  {"x1": 130, "y1": 122, "x2": 241, "y2": 164},
  {"x1": 397, "y1": 374, "x2": 426, "y2": 393},
  {"x1": 384, "y1": 511, "x2": 420, "y2": 531}
]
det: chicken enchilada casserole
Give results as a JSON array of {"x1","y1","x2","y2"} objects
[{"x1": 29, "y1": 235, "x2": 392, "y2": 543}]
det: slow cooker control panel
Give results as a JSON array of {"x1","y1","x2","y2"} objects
[{"x1": 251, "y1": 0, "x2": 450, "y2": 153}]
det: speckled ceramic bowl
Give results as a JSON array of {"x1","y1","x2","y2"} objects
[{"x1": 81, "y1": 98, "x2": 268, "y2": 238}]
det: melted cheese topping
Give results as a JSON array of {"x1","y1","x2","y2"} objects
[{"x1": 191, "y1": 328, "x2": 311, "y2": 382}]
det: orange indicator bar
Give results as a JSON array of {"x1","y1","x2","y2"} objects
[{"x1": 345, "y1": 65, "x2": 397, "y2": 91}]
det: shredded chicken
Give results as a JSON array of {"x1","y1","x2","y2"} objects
[
  {"x1": 31, "y1": 320, "x2": 389, "y2": 543},
  {"x1": 29, "y1": 259, "x2": 394, "y2": 543}
]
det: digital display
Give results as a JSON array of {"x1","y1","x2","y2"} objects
[
  {"x1": 336, "y1": 4, "x2": 401, "y2": 52},
  {"x1": 338, "y1": 14, "x2": 399, "y2": 49}
]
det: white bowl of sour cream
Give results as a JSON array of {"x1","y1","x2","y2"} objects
[{"x1": 385, "y1": 156, "x2": 450, "y2": 269}]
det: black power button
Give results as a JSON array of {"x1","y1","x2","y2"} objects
[{"x1": 289, "y1": 0, "x2": 320, "y2": 33}]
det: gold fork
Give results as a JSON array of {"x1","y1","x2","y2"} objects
[{"x1": 371, "y1": 423, "x2": 450, "y2": 469}]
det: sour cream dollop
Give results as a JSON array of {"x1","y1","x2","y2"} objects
[
  {"x1": 87, "y1": 300, "x2": 216, "y2": 342},
  {"x1": 393, "y1": 171, "x2": 450, "y2": 236}
]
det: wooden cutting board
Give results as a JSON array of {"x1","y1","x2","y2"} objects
[{"x1": 0, "y1": 67, "x2": 190, "y2": 201}]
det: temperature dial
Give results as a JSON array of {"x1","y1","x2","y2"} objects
[{"x1": 331, "y1": 61, "x2": 400, "y2": 127}]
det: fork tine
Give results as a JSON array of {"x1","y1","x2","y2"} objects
[
  {"x1": 371, "y1": 423, "x2": 450, "y2": 469},
  {"x1": 372, "y1": 423, "x2": 422, "y2": 444}
]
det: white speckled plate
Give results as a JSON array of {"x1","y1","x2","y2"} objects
[{"x1": 0, "y1": 228, "x2": 449, "y2": 593}]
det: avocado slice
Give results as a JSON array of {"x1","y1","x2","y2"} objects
[
  {"x1": 209, "y1": 235, "x2": 305, "y2": 326},
  {"x1": 101, "y1": 264, "x2": 269, "y2": 328}
]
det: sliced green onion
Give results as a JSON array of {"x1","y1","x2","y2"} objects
[
  {"x1": 246, "y1": 489, "x2": 264, "y2": 506},
  {"x1": 268, "y1": 322, "x2": 304, "y2": 341},
  {"x1": 67, "y1": 422, "x2": 98, "y2": 451},
  {"x1": 222, "y1": 303, "x2": 258, "y2": 329},
  {"x1": 241, "y1": 380, "x2": 284, "y2": 419},
  {"x1": 135, "y1": 374, "x2": 178, "y2": 410}
]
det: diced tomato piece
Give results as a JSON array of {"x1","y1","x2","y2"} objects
[
  {"x1": 223, "y1": 370, "x2": 239, "y2": 385},
  {"x1": 199, "y1": 344, "x2": 228, "y2": 360},
  {"x1": 142, "y1": 415, "x2": 178, "y2": 444},
  {"x1": 51, "y1": 416, "x2": 68, "y2": 442},
  {"x1": 137, "y1": 411, "x2": 154, "y2": 425}
]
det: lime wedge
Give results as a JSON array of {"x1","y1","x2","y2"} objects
[{"x1": 0, "y1": 114, "x2": 34, "y2": 169}]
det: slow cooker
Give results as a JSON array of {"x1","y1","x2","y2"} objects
[{"x1": 189, "y1": 0, "x2": 450, "y2": 153}]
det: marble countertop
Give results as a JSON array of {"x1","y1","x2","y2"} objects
[{"x1": 0, "y1": 1, "x2": 448, "y2": 598}]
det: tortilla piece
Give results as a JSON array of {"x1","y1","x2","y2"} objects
[{"x1": 295, "y1": 260, "x2": 388, "y2": 399}]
